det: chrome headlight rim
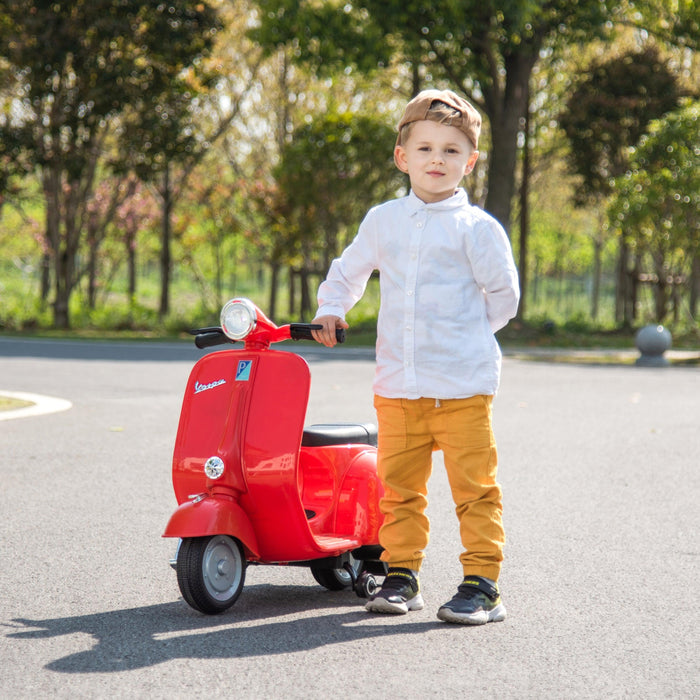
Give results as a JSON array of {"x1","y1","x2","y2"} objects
[
  {"x1": 204, "y1": 456, "x2": 225, "y2": 480},
  {"x1": 220, "y1": 298, "x2": 257, "y2": 341}
]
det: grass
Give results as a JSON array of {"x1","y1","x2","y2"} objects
[
  {"x1": 0, "y1": 397, "x2": 34, "y2": 412},
  {"x1": 3, "y1": 309, "x2": 698, "y2": 351},
  {"x1": 1, "y1": 263, "x2": 698, "y2": 353}
]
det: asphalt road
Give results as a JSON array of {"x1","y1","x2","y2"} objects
[{"x1": 0, "y1": 337, "x2": 698, "y2": 698}]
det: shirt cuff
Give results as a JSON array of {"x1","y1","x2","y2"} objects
[{"x1": 315, "y1": 304, "x2": 347, "y2": 320}]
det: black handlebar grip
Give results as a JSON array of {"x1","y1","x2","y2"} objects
[
  {"x1": 289, "y1": 323, "x2": 346, "y2": 344},
  {"x1": 194, "y1": 330, "x2": 229, "y2": 349}
]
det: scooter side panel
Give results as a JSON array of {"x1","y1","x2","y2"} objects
[
  {"x1": 241, "y1": 351, "x2": 355, "y2": 561},
  {"x1": 171, "y1": 350, "x2": 254, "y2": 503},
  {"x1": 334, "y1": 448, "x2": 384, "y2": 544},
  {"x1": 300, "y1": 445, "x2": 383, "y2": 546}
]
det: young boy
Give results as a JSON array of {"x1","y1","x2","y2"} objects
[{"x1": 311, "y1": 89, "x2": 520, "y2": 625}]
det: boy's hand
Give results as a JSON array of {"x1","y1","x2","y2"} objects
[{"x1": 311, "y1": 315, "x2": 349, "y2": 347}]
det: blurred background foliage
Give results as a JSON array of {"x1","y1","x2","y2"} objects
[{"x1": 0, "y1": 0, "x2": 697, "y2": 345}]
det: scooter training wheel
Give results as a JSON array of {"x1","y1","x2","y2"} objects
[
  {"x1": 176, "y1": 535, "x2": 246, "y2": 614},
  {"x1": 354, "y1": 572, "x2": 378, "y2": 599}
]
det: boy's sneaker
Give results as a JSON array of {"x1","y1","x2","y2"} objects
[
  {"x1": 365, "y1": 567, "x2": 424, "y2": 614},
  {"x1": 437, "y1": 576, "x2": 506, "y2": 625}
]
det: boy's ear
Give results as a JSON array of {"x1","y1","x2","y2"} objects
[
  {"x1": 464, "y1": 150, "x2": 479, "y2": 175},
  {"x1": 394, "y1": 145, "x2": 409, "y2": 173}
]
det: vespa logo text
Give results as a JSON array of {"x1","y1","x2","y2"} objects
[{"x1": 194, "y1": 379, "x2": 227, "y2": 394}]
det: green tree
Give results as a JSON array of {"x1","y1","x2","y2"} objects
[
  {"x1": 559, "y1": 45, "x2": 683, "y2": 325},
  {"x1": 0, "y1": 1, "x2": 219, "y2": 327},
  {"x1": 250, "y1": 0, "x2": 614, "y2": 233},
  {"x1": 274, "y1": 109, "x2": 405, "y2": 318},
  {"x1": 608, "y1": 101, "x2": 700, "y2": 323},
  {"x1": 125, "y1": 0, "x2": 265, "y2": 317},
  {"x1": 622, "y1": 0, "x2": 699, "y2": 51},
  {"x1": 560, "y1": 46, "x2": 683, "y2": 205}
]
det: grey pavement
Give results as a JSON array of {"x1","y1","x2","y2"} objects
[{"x1": 0, "y1": 337, "x2": 698, "y2": 698}]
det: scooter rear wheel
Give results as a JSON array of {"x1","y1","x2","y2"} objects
[
  {"x1": 311, "y1": 557, "x2": 362, "y2": 591},
  {"x1": 176, "y1": 535, "x2": 246, "y2": 614}
]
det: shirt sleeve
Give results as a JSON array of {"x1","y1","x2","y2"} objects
[
  {"x1": 467, "y1": 215, "x2": 521, "y2": 333},
  {"x1": 316, "y1": 210, "x2": 378, "y2": 319}
]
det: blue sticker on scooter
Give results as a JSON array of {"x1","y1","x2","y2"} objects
[{"x1": 236, "y1": 360, "x2": 252, "y2": 381}]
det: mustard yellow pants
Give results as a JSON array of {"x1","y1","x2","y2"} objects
[{"x1": 373, "y1": 394, "x2": 504, "y2": 581}]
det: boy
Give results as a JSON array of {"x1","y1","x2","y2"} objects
[{"x1": 311, "y1": 89, "x2": 519, "y2": 625}]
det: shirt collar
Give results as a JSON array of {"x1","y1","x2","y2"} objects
[{"x1": 406, "y1": 188, "x2": 469, "y2": 215}]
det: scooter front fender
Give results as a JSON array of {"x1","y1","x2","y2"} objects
[{"x1": 163, "y1": 496, "x2": 259, "y2": 559}]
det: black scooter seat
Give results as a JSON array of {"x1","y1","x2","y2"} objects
[{"x1": 302, "y1": 423, "x2": 377, "y2": 447}]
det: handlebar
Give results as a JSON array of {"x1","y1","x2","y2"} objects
[
  {"x1": 289, "y1": 324, "x2": 346, "y2": 344},
  {"x1": 194, "y1": 330, "x2": 229, "y2": 349},
  {"x1": 190, "y1": 324, "x2": 345, "y2": 349}
]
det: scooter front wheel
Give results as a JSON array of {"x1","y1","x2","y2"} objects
[{"x1": 176, "y1": 535, "x2": 246, "y2": 614}]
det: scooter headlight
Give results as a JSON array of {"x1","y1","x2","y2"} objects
[
  {"x1": 204, "y1": 456, "x2": 225, "y2": 480},
  {"x1": 221, "y1": 298, "x2": 257, "y2": 340}
]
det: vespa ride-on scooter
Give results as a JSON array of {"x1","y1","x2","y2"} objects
[{"x1": 163, "y1": 298, "x2": 387, "y2": 614}]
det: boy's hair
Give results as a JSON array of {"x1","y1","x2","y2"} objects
[{"x1": 396, "y1": 89, "x2": 481, "y2": 150}]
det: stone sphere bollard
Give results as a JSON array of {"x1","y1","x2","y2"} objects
[{"x1": 635, "y1": 324, "x2": 672, "y2": 366}]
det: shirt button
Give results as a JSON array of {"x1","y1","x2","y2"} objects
[
  {"x1": 416, "y1": 222, "x2": 423, "y2": 228},
  {"x1": 407, "y1": 290, "x2": 413, "y2": 296}
]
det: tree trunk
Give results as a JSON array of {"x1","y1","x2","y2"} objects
[
  {"x1": 127, "y1": 229, "x2": 137, "y2": 303},
  {"x1": 288, "y1": 267, "x2": 296, "y2": 317},
  {"x1": 42, "y1": 170, "x2": 61, "y2": 320},
  {"x1": 300, "y1": 267, "x2": 312, "y2": 320},
  {"x1": 517, "y1": 83, "x2": 530, "y2": 319},
  {"x1": 691, "y1": 253, "x2": 699, "y2": 321},
  {"x1": 482, "y1": 52, "x2": 537, "y2": 232},
  {"x1": 268, "y1": 263, "x2": 280, "y2": 320},
  {"x1": 615, "y1": 238, "x2": 631, "y2": 326},
  {"x1": 40, "y1": 252, "x2": 51, "y2": 304},
  {"x1": 591, "y1": 237, "x2": 602, "y2": 321},
  {"x1": 214, "y1": 229, "x2": 224, "y2": 310},
  {"x1": 53, "y1": 248, "x2": 72, "y2": 330},
  {"x1": 87, "y1": 231, "x2": 98, "y2": 310},
  {"x1": 159, "y1": 164, "x2": 172, "y2": 317},
  {"x1": 43, "y1": 168, "x2": 73, "y2": 329},
  {"x1": 591, "y1": 210, "x2": 606, "y2": 321},
  {"x1": 631, "y1": 254, "x2": 642, "y2": 323},
  {"x1": 44, "y1": 136, "x2": 101, "y2": 329},
  {"x1": 654, "y1": 281, "x2": 668, "y2": 323}
]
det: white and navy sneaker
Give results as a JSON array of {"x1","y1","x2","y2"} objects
[
  {"x1": 437, "y1": 576, "x2": 506, "y2": 625},
  {"x1": 365, "y1": 568, "x2": 424, "y2": 614}
]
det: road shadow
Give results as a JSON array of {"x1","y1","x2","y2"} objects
[{"x1": 4, "y1": 584, "x2": 435, "y2": 673}]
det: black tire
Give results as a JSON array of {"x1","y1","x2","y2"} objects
[
  {"x1": 355, "y1": 571, "x2": 379, "y2": 598},
  {"x1": 176, "y1": 535, "x2": 246, "y2": 614},
  {"x1": 311, "y1": 557, "x2": 361, "y2": 591}
]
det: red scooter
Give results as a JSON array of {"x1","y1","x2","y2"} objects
[{"x1": 164, "y1": 298, "x2": 386, "y2": 614}]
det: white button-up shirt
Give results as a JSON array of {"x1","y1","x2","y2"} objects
[{"x1": 316, "y1": 189, "x2": 520, "y2": 399}]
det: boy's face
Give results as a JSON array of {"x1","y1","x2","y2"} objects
[{"x1": 394, "y1": 120, "x2": 479, "y2": 203}]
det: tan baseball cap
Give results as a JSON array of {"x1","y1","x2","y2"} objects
[{"x1": 396, "y1": 89, "x2": 481, "y2": 149}]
